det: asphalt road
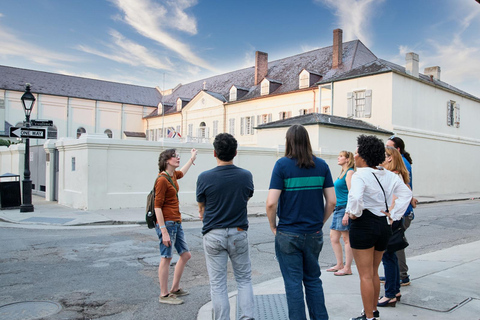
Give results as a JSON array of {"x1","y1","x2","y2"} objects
[{"x1": 1, "y1": 199, "x2": 479, "y2": 320}]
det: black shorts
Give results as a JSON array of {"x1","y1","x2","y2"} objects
[{"x1": 349, "y1": 209, "x2": 392, "y2": 251}]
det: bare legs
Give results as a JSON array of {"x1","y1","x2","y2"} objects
[
  {"x1": 158, "y1": 251, "x2": 192, "y2": 296},
  {"x1": 329, "y1": 230, "x2": 353, "y2": 274},
  {"x1": 352, "y1": 247, "x2": 384, "y2": 318}
]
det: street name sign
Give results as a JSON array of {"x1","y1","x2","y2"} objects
[
  {"x1": 23, "y1": 119, "x2": 54, "y2": 127},
  {"x1": 9, "y1": 127, "x2": 46, "y2": 139}
]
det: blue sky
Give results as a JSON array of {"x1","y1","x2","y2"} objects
[{"x1": 1, "y1": 0, "x2": 479, "y2": 97}]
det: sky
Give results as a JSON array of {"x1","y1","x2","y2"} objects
[{"x1": 1, "y1": 0, "x2": 480, "y2": 97}]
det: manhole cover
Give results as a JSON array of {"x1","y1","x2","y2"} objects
[{"x1": 0, "y1": 301, "x2": 62, "y2": 320}]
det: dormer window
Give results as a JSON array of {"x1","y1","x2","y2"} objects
[
  {"x1": 261, "y1": 78, "x2": 282, "y2": 96},
  {"x1": 176, "y1": 98, "x2": 182, "y2": 111},
  {"x1": 230, "y1": 87, "x2": 237, "y2": 101},
  {"x1": 299, "y1": 69, "x2": 322, "y2": 89}
]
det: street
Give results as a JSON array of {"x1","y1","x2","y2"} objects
[{"x1": 1, "y1": 199, "x2": 479, "y2": 320}]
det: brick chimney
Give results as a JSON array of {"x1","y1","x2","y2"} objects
[
  {"x1": 332, "y1": 29, "x2": 343, "y2": 69},
  {"x1": 424, "y1": 66, "x2": 441, "y2": 81},
  {"x1": 255, "y1": 51, "x2": 268, "y2": 85},
  {"x1": 405, "y1": 52, "x2": 419, "y2": 78}
]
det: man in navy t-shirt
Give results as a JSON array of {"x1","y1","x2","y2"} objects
[{"x1": 196, "y1": 133, "x2": 254, "y2": 320}]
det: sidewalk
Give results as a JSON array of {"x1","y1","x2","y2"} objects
[{"x1": 1, "y1": 193, "x2": 479, "y2": 320}]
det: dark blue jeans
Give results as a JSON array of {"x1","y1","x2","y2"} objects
[
  {"x1": 275, "y1": 230, "x2": 328, "y2": 320},
  {"x1": 382, "y1": 220, "x2": 402, "y2": 298}
]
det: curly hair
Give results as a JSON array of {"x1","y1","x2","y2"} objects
[
  {"x1": 357, "y1": 135, "x2": 385, "y2": 168},
  {"x1": 213, "y1": 133, "x2": 237, "y2": 161},
  {"x1": 158, "y1": 148, "x2": 176, "y2": 172}
]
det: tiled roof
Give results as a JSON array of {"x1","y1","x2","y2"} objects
[
  {"x1": 256, "y1": 113, "x2": 393, "y2": 135},
  {"x1": 0, "y1": 65, "x2": 161, "y2": 107}
]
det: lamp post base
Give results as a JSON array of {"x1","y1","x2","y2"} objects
[{"x1": 20, "y1": 204, "x2": 34, "y2": 212}]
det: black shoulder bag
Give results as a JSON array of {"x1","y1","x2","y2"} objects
[{"x1": 372, "y1": 172, "x2": 409, "y2": 253}]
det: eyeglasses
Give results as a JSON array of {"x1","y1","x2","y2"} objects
[{"x1": 171, "y1": 154, "x2": 181, "y2": 159}]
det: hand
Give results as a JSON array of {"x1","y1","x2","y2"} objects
[
  {"x1": 161, "y1": 229, "x2": 171, "y2": 247},
  {"x1": 382, "y1": 210, "x2": 393, "y2": 225},
  {"x1": 270, "y1": 226, "x2": 277, "y2": 235},
  {"x1": 342, "y1": 214, "x2": 349, "y2": 226},
  {"x1": 411, "y1": 197, "x2": 418, "y2": 208},
  {"x1": 190, "y1": 148, "x2": 197, "y2": 161},
  {"x1": 348, "y1": 213, "x2": 357, "y2": 220}
]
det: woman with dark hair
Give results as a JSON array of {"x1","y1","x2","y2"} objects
[
  {"x1": 386, "y1": 136, "x2": 417, "y2": 286},
  {"x1": 346, "y1": 135, "x2": 411, "y2": 320},
  {"x1": 155, "y1": 148, "x2": 197, "y2": 305},
  {"x1": 266, "y1": 124, "x2": 336, "y2": 320}
]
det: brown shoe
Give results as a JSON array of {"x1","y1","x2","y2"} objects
[
  {"x1": 159, "y1": 293, "x2": 184, "y2": 305},
  {"x1": 170, "y1": 288, "x2": 189, "y2": 297}
]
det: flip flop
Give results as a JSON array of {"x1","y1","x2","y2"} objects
[
  {"x1": 326, "y1": 267, "x2": 339, "y2": 272},
  {"x1": 334, "y1": 270, "x2": 353, "y2": 276}
]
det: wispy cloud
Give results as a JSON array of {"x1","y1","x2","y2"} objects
[
  {"x1": 0, "y1": 23, "x2": 78, "y2": 66},
  {"x1": 77, "y1": 29, "x2": 173, "y2": 70},
  {"x1": 314, "y1": 0, "x2": 384, "y2": 47},
  {"x1": 110, "y1": 0, "x2": 216, "y2": 72}
]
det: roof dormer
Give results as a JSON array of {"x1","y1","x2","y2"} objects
[
  {"x1": 158, "y1": 102, "x2": 173, "y2": 115},
  {"x1": 229, "y1": 85, "x2": 249, "y2": 102},
  {"x1": 260, "y1": 78, "x2": 282, "y2": 96},
  {"x1": 176, "y1": 97, "x2": 191, "y2": 111},
  {"x1": 299, "y1": 69, "x2": 322, "y2": 89}
]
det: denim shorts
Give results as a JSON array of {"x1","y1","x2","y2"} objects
[
  {"x1": 330, "y1": 206, "x2": 350, "y2": 231},
  {"x1": 155, "y1": 221, "x2": 189, "y2": 258}
]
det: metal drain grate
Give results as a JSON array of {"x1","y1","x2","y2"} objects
[{"x1": 237, "y1": 294, "x2": 288, "y2": 320}]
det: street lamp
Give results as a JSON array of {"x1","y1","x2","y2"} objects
[{"x1": 20, "y1": 84, "x2": 36, "y2": 212}]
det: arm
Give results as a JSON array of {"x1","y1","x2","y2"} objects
[
  {"x1": 198, "y1": 202, "x2": 205, "y2": 221},
  {"x1": 342, "y1": 170, "x2": 354, "y2": 225},
  {"x1": 389, "y1": 178, "x2": 413, "y2": 221},
  {"x1": 266, "y1": 189, "x2": 281, "y2": 235},
  {"x1": 155, "y1": 207, "x2": 171, "y2": 247},
  {"x1": 180, "y1": 148, "x2": 197, "y2": 176},
  {"x1": 323, "y1": 187, "x2": 336, "y2": 224},
  {"x1": 346, "y1": 174, "x2": 365, "y2": 220}
]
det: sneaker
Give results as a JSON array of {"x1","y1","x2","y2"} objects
[
  {"x1": 379, "y1": 276, "x2": 385, "y2": 283},
  {"x1": 400, "y1": 276, "x2": 411, "y2": 286},
  {"x1": 351, "y1": 312, "x2": 379, "y2": 320},
  {"x1": 159, "y1": 293, "x2": 184, "y2": 305},
  {"x1": 170, "y1": 288, "x2": 189, "y2": 296}
]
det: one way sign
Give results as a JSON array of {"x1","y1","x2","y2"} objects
[{"x1": 9, "y1": 127, "x2": 46, "y2": 139}]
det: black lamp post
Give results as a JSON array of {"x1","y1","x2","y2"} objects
[{"x1": 20, "y1": 84, "x2": 36, "y2": 212}]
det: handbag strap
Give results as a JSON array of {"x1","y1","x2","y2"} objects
[
  {"x1": 161, "y1": 171, "x2": 178, "y2": 199},
  {"x1": 372, "y1": 172, "x2": 389, "y2": 213}
]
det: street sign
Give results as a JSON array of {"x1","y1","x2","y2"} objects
[
  {"x1": 23, "y1": 119, "x2": 54, "y2": 127},
  {"x1": 9, "y1": 127, "x2": 46, "y2": 139}
]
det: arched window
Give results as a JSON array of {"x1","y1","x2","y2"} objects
[
  {"x1": 199, "y1": 122, "x2": 206, "y2": 138},
  {"x1": 104, "y1": 129, "x2": 113, "y2": 138},
  {"x1": 77, "y1": 127, "x2": 86, "y2": 139}
]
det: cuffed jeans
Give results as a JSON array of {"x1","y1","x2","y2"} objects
[
  {"x1": 203, "y1": 228, "x2": 255, "y2": 320},
  {"x1": 275, "y1": 230, "x2": 328, "y2": 320}
]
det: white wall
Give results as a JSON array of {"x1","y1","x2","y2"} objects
[{"x1": 55, "y1": 136, "x2": 283, "y2": 210}]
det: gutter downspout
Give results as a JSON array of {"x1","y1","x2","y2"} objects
[{"x1": 330, "y1": 82, "x2": 334, "y2": 115}]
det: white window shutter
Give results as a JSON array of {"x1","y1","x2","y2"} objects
[
  {"x1": 455, "y1": 103, "x2": 460, "y2": 128},
  {"x1": 287, "y1": 111, "x2": 292, "y2": 118},
  {"x1": 206, "y1": 127, "x2": 210, "y2": 138},
  {"x1": 347, "y1": 92, "x2": 354, "y2": 117},
  {"x1": 268, "y1": 113, "x2": 272, "y2": 122},
  {"x1": 257, "y1": 115, "x2": 261, "y2": 125},
  {"x1": 251, "y1": 115, "x2": 255, "y2": 135},
  {"x1": 364, "y1": 90, "x2": 372, "y2": 118},
  {"x1": 447, "y1": 101, "x2": 453, "y2": 126},
  {"x1": 240, "y1": 117, "x2": 244, "y2": 135}
]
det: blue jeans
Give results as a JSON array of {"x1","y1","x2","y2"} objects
[
  {"x1": 155, "y1": 221, "x2": 189, "y2": 258},
  {"x1": 203, "y1": 228, "x2": 254, "y2": 320},
  {"x1": 275, "y1": 230, "x2": 328, "y2": 320},
  {"x1": 382, "y1": 252, "x2": 400, "y2": 297}
]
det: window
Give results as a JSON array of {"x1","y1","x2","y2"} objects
[
  {"x1": 257, "y1": 114, "x2": 272, "y2": 125},
  {"x1": 229, "y1": 87, "x2": 237, "y2": 101},
  {"x1": 240, "y1": 116, "x2": 255, "y2": 135},
  {"x1": 76, "y1": 127, "x2": 86, "y2": 139},
  {"x1": 176, "y1": 125, "x2": 181, "y2": 136},
  {"x1": 279, "y1": 111, "x2": 291, "y2": 120},
  {"x1": 322, "y1": 106, "x2": 331, "y2": 114},
  {"x1": 347, "y1": 90, "x2": 372, "y2": 118},
  {"x1": 213, "y1": 120, "x2": 219, "y2": 136},
  {"x1": 199, "y1": 122, "x2": 206, "y2": 138},
  {"x1": 104, "y1": 129, "x2": 113, "y2": 138},
  {"x1": 177, "y1": 99, "x2": 182, "y2": 111},
  {"x1": 447, "y1": 101, "x2": 460, "y2": 128},
  {"x1": 229, "y1": 119, "x2": 235, "y2": 135},
  {"x1": 188, "y1": 124, "x2": 193, "y2": 137},
  {"x1": 299, "y1": 72, "x2": 309, "y2": 89},
  {"x1": 299, "y1": 109, "x2": 308, "y2": 115},
  {"x1": 261, "y1": 81, "x2": 270, "y2": 96}
]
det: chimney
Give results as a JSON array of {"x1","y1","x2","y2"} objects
[
  {"x1": 424, "y1": 66, "x2": 441, "y2": 81},
  {"x1": 255, "y1": 51, "x2": 268, "y2": 85},
  {"x1": 405, "y1": 52, "x2": 419, "y2": 78},
  {"x1": 332, "y1": 29, "x2": 343, "y2": 69}
]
